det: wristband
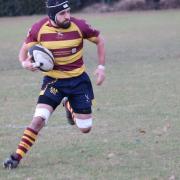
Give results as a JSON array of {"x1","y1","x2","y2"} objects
[{"x1": 98, "y1": 65, "x2": 105, "y2": 70}]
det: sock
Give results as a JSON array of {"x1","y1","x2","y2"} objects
[
  {"x1": 66, "y1": 101, "x2": 75, "y2": 122},
  {"x1": 15, "y1": 127, "x2": 38, "y2": 161}
]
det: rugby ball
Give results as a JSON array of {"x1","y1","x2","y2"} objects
[{"x1": 28, "y1": 45, "x2": 54, "y2": 72}]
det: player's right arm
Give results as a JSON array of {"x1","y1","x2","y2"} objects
[
  {"x1": 19, "y1": 18, "x2": 48, "y2": 72},
  {"x1": 18, "y1": 42, "x2": 37, "y2": 71}
]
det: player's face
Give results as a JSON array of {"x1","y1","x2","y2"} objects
[{"x1": 55, "y1": 9, "x2": 71, "y2": 29}]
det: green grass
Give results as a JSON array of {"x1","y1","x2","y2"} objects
[{"x1": 0, "y1": 10, "x2": 180, "y2": 180}]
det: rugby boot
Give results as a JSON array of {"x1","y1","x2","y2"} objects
[
  {"x1": 62, "y1": 97, "x2": 75, "y2": 125},
  {"x1": 3, "y1": 153, "x2": 20, "y2": 169}
]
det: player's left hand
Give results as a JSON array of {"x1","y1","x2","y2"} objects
[{"x1": 94, "y1": 66, "x2": 105, "y2": 86}]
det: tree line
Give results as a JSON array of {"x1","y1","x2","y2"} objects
[
  {"x1": 0, "y1": 0, "x2": 117, "y2": 17},
  {"x1": 0, "y1": 0, "x2": 178, "y2": 17}
]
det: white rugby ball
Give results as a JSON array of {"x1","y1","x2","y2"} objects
[{"x1": 29, "y1": 45, "x2": 54, "y2": 72}]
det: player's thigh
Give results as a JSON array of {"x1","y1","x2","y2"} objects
[
  {"x1": 38, "y1": 76, "x2": 64, "y2": 110},
  {"x1": 69, "y1": 81, "x2": 94, "y2": 114}
]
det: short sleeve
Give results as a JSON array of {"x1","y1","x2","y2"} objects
[
  {"x1": 24, "y1": 17, "x2": 49, "y2": 47},
  {"x1": 25, "y1": 23, "x2": 39, "y2": 47},
  {"x1": 72, "y1": 17, "x2": 100, "y2": 43},
  {"x1": 81, "y1": 20, "x2": 100, "y2": 40}
]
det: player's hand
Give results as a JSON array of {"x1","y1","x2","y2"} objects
[
  {"x1": 21, "y1": 56, "x2": 38, "y2": 72},
  {"x1": 94, "y1": 65, "x2": 105, "y2": 86}
]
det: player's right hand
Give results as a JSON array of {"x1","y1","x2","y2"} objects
[{"x1": 21, "y1": 56, "x2": 38, "y2": 71}]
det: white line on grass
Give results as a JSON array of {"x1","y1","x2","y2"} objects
[{"x1": 1, "y1": 124, "x2": 70, "y2": 129}]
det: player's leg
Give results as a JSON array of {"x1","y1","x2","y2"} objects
[
  {"x1": 3, "y1": 76, "x2": 61, "y2": 169},
  {"x1": 3, "y1": 104, "x2": 53, "y2": 169},
  {"x1": 63, "y1": 97, "x2": 92, "y2": 132},
  {"x1": 68, "y1": 73, "x2": 94, "y2": 133}
]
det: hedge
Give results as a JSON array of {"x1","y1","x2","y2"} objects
[
  {"x1": 0, "y1": 0, "x2": 45, "y2": 16},
  {"x1": 1, "y1": 0, "x2": 176, "y2": 17}
]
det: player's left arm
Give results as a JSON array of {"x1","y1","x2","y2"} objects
[
  {"x1": 94, "y1": 35, "x2": 106, "y2": 86},
  {"x1": 78, "y1": 19, "x2": 105, "y2": 85}
]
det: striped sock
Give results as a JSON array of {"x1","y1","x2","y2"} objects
[
  {"x1": 66, "y1": 101, "x2": 75, "y2": 122},
  {"x1": 15, "y1": 127, "x2": 38, "y2": 161}
]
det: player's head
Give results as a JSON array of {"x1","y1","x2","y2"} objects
[{"x1": 46, "y1": 0, "x2": 71, "y2": 28}]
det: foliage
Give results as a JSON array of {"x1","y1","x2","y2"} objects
[
  {"x1": 0, "y1": 0, "x2": 45, "y2": 16},
  {"x1": 0, "y1": 0, "x2": 119, "y2": 17},
  {"x1": 0, "y1": 0, "x2": 180, "y2": 17}
]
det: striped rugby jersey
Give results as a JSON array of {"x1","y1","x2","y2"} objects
[{"x1": 25, "y1": 17, "x2": 100, "y2": 79}]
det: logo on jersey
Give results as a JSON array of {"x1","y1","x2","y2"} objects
[
  {"x1": 56, "y1": 32, "x2": 63, "y2": 39},
  {"x1": 72, "y1": 48, "x2": 77, "y2": 54}
]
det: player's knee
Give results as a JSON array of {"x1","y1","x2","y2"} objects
[
  {"x1": 33, "y1": 108, "x2": 51, "y2": 125},
  {"x1": 80, "y1": 127, "x2": 92, "y2": 133},
  {"x1": 75, "y1": 118, "x2": 92, "y2": 134},
  {"x1": 30, "y1": 117, "x2": 45, "y2": 132}
]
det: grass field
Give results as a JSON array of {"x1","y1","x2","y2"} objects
[{"x1": 0, "y1": 10, "x2": 180, "y2": 180}]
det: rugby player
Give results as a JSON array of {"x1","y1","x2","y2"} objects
[{"x1": 3, "y1": 0, "x2": 105, "y2": 169}]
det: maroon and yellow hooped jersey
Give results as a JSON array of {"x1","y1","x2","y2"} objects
[{"x1": 25, "y1": 17, "x2": 100, "y2": 79}]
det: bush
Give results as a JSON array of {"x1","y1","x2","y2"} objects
[
  {"x1": 114, "y1": 0, "x2": 146, "y2": 10},
  {"x1": 160, "y1": 0, "x2": 180, "y2": 8},
  {"x1": 0, "y1": 0, "x2": 180, "y2": 17},
  {"x1": 0, "y1": 0, "x2": 120, "y2": 16},
  {"x1": 0, "y1": 0, "x2": 45, "y2": 17}
]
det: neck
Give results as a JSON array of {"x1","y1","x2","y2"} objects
[{"x1": 50, "y1": 20, "x2": 58, "y2": 27}]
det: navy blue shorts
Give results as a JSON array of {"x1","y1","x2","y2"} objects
[{"x1": 37, "y1": 72, "x2": 94, "y2": 114}]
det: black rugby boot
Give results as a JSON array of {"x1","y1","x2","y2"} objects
[{"x1": 3, "y1": 153, "x2": 20, "y2": 169}]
